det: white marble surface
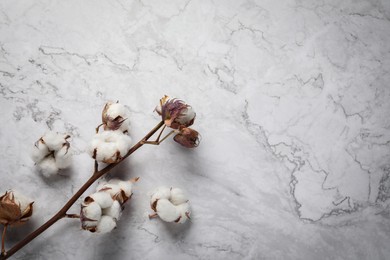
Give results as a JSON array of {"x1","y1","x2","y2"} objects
[{"x1": 1, "y1": 0, "x2": 390, "y2": 259}]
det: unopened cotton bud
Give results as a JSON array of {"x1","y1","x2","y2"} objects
[
  {"x1": 88, "y1": 192, "x2": 114, "y2": 209},
  {"x1": 156, "y1": 199, "x2": 181, "y2": 222},
  {"x1": 96, "y1": 215, "x2": 116, "y2": 233},
  {"x1": 170, "y1": 188, "x2": 188, "y2": 206},
  {"x1": 173, "y1": 127, "x2": 200, "y2": 148},
  {"x1": 102, "y1": 200, "x2": 121, "y2": 220}
]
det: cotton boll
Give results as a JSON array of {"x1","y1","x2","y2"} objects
[
  {"x1": 88, "y1": 192, "x2": 114, "y2": 209},
  {"x1": 176, "y1": 106, "x2": 196, "y2": 125},
  {"x1": 38, "y1": 157, "x2": 59, "y2": 177},
  {"x1": 42, "y1": 131, "x2": 68, "y2": 151},
  {"x1": 106, "y1": 103, "x2": 131, "y2": 133},
  {"x1": 96, "y1": 216, "x2": 116, "y2": 233},
  {"x1": 54, "y1": 146, "x2": 72, "y2": 169},
  {"x1": 156, "y1": 199, "x2": 181, "y2": 222},
  {"x1": 81, "y1": 202, "x2": 102, "y2": 228},
  {"x1": 170, "y1": 188, "x2": 188, "y2": 206},
  {"x1": 31, "y1": 141, "x2": 49, "y2": 163},
  {"x1": 102, "y1": 200, "x2": 121, "y2": 220}
]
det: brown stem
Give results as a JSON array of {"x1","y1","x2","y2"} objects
[
  {"x1": 1, "y1": 225, "x2": 7, "y2": 256},
  {"x1": 65, "y1": 214, "x2": 80, "y2": 219},
  {"x1": 0, "y1": 121, "x2": 164, "y2": 260}
]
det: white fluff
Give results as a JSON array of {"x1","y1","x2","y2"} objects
[
  {"x1": 150, "y1": 187, "x2": 171, "y2": 206},
  {"x1": 41, "y1": 131, "x2": 68, "y2": 151},
  {"x1": 96, "y1": 216, "x2": 116, "y2": 233},
  {"x1": 176, "y1": 202, "x2": 191, "y2": 224},
  {"x1": 102, "y1": 200, "x2": 121, "y2": 220},
  {"x1": 170, "y1": 188, "x2": 188, "y2": 206},
  {"x1": 12, "y1": 190, "x2": 33, "y2": 213},
  {"x1": 156, "y1": 199, "x2": 181, "y2": 222},
  {"x1": 54, "y1": 146, "x2": 72, "y2": 169},
  {"x1": 117, "y1": 181, "x2": 133, "y2": 197},
  {"x1": 31, "y1": 140, "x2": 50, "y2": 163},
  {"x1": 38, "y1": 157, "x2": 59, "y2": 177},
  {"x1": 96, "y1": 183, "x2": 121, "y2": 198},
  {"x1": 81, "y1": 202, "x2": 102, "y2": 228},
  {"x1": 176, "y1": 105, "x2": 196, "y2": 125},
  {"x1": 89, "y1": 192, "x2": 114, "y2": 209},
  {"x1": 88, "y1": 131, "x2": 132, "y2": 163}
]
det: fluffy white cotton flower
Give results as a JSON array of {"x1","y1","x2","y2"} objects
[
  {"x1": 96, "y1": 215, "x2": 117, "y2": 233},
  {"x1": 89, "y1": 130, "x2": 132, "y2": 164},
  {"x1": 31, "y1": 131, "x2": 72, "y2": 177},
  {"x1": 81, "y1": 177, "x2": 138, "y2": 233},
  {"x1": 149, "y1": 187, "x2": 191, "y2": 224}
]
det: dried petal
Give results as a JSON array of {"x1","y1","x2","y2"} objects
[{"x1": 0, "y1": 191, "x2": 34, "y2": 226}]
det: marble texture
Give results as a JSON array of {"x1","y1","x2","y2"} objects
[{"x1": 1, "y1": 0, "x2": 390, "y2": 259}]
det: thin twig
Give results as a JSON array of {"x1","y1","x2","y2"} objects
[
  {"x1": 1, "y1": 225, "x2": 7, "y2": 257},
  {"x1": 65, "y1": 214, "x2": 80, "y2": 219},
  {"x1": 142, "y1": 130, "x2": 175, "y2": 145},
  {"x1": 0, "y1": 121, "x2": 164, "y2": 260},
  {"x1": 94, "y1": 160, "x2": 98, "y2": 173}
]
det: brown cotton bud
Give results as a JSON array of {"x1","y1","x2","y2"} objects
[
  {"x1": 0, "y1": 191, "x2": 34, "y2": 226},
  {"x1": 173, "y1": 127, "x2": 200, "y2": 148},
  {"x1": 157, "y1": 97, "x2": 196, "y2": 129}
]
